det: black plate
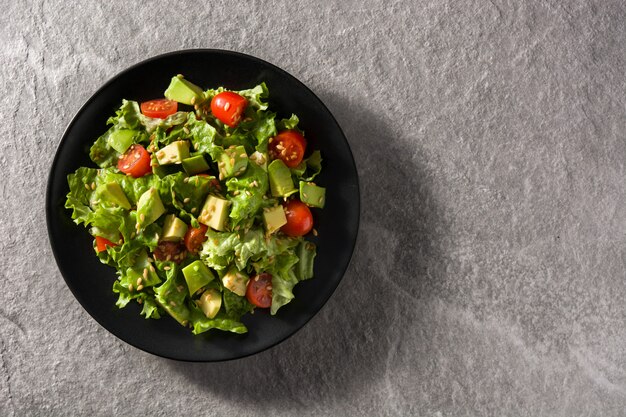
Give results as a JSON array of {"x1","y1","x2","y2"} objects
[{"x1": 45, "y1": 49, "x2": 360, "y2": 361}]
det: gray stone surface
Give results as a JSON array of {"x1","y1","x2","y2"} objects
[{"x1": 2, "y1": 0, "x2": 626, "y2": 415}]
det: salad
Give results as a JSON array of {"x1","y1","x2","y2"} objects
[{"x1": 65, "y1": 75, "x2": 325, "y2": 335}]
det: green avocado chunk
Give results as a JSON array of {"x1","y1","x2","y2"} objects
[
  {"x1": 268, "y1": 159, "x2": 296, "y2": 197},
  {"x1": 299, "y1": 181, "x2": 326, "y2": 208},
  {"x1": 197, "y1": 288, "x2": 222, "y2": 319},
  {"x1": 182, "y1": 260, "x2": 215, "y2": 296},
  {"x1": 162, "y1": 214, "x2": 188, "y2": 242},
  {"x1": 164, "y1": 75, "x2": 204, "y2": 105},
  {"x1": 222, "y1": 266, "x2": 249, "y2": 297},
  {"x1": 198, "y1": 195, "x2": 230, "y2": 231},
  {"x1": 156, "y1": 141, "x2": 190, "y2": 165},
  {"x1": 136, "y1": 188, "x2": 165, "y2": 229},
  {"x1": 108, "y1": 129, "x2": 136, "y2": 154},
  {"x1": 263, "y1": 205, "x2": 287, "y2": 235},
  {"x1": 182, "y1": 155, "x2": 210, "y2": 175}
]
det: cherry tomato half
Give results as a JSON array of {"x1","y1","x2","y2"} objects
[
  {"x1": 246, "y1": 273, "x2": 273, "y2": 308},
  {"x1": 95, "y1": 236, "x2": 118, "y2": 252},
  {"x1": 281, "y1": 199, "x2": 313, "y2": 237},
  {"x1": 210, "y1": 92, "x2": 248, "y2": 128},
  {"x1": 117, "y1": 144, "x2": 152, "y2": 178},
  {"x1": 153, "y1": 241, "x2": 187, "y2": 264},
  {"x1": 140, "y1": 99, "x2": 178, "y2": 119},
  {"x1": 269, "y1": 130, "x2": 307, "y2": 168},
  {"x1": 184, "y1": 224, "x2": 208, "y2": 253}
]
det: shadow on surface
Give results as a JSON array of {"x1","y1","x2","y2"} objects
[{"x1": 165, "y1": 91, "x2": 445, "y2": 407}]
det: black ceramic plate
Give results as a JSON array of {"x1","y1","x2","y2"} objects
[{"x1": 46, "y1": 49, "x2": 359, "y2": 361}]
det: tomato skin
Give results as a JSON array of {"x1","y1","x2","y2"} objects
[
  {"x1": 210, "y1": 92, "x2": 247, "y2": 128},
  {"x1": 140, "y1": 99, "x2": 178, "y2": 119},
  {"x1": 153, "y1": 241, "x2": 187, "y2": 264},
  {"x1": 268, "y1": 130, "x2": 307, "y2": 168},
  {"x1": 246, "y1": 273, "x2": 273, "y2": 308},
  {"x1": 117, "y1": 144, "x2": 152, "y2": 178},
  {"x1": 95, "y1": 236, "x2": 118, "y2": 252},
  {"x1": 184, "y1": 224, "x2": 208, "y2": 253},
  {"x1": 281, "y1": 199, "x2": 314, "y2": 237}
]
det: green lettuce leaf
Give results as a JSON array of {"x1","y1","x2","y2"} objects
[{"x1": 189, "y1": 303, "x2": 248, "y2": 335}]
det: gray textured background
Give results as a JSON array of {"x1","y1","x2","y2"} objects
[{"x1": 2, "y1": 0, "x2": 626, "y2": 416}]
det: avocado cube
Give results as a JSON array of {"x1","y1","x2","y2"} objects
[
  {"x1": 164, "y1": 75, "x2": 204, "y2": 105},
  {"x1": 249, "y1": 151, "x2": 268, "y2": 171},
  {"x1": 182, "y1": 155, "x2": 210, "y2": 175},
  {"x1": 156, "y1": 141, "x2": 190, "y2": 165},
  {"x1": 198, "y1": 195, "x2": 230, "y2": 231},
  {"x1": 263, "y1": 205, "x2": 287, "y2": 235},
  {"x1": 94, "y1": 182, "x2": 131, "y2": 210},
  {"x1": 108, "y1": 129, "x2": 136, "y2": 154},
  {"x1": 197, "y1": 289, "x2": 222, "y2": 319},
  {"x1": 218, "y1": 146, "x2": 248, "y2": 179},
  {"x1": 152, "y1": 164, "x2": 181, "y2": 178},
  {"x1": 182, "y1": 260, "x2": 215, "y2": 296},
  {"x1": 136, "y1": 188, "x2": 166, "y2": 229},
  {"x1": 162, "y1": 214, "x2": 188, "y2": 242},
  {"x1": 299, "y1": 182, "x2": 326, "y2": 208},
  {"x1": 268, "y1": 159, "x2": 296, "y2": 197},
  {"x1": 222, "y1": 267, "x2": 249, "y2": 297}
]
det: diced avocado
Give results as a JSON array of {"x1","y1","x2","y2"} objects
[
  {"x1": 263, "y1": 205, "x2": 287, "y2": 235},
  {"x1": 299, "y1": 181, "x2": 326, "y2": 208},
  {"x1": 268, "y1": 159, "x2": 296, "y2": 197},
  {"x1": 182, "y1": 260, "x2": 215, "y2": 296},
  {"x1": 249, "y1": 151, "x2": 268, "y2": 171},
  {"x1": 136, "y1": 188, "x2": 166, "y2": 229},
  {"x1": 164, "y1": 75, "x2": 204, "y2": 105},
  {"x1": 162, "y1": 214, "x2": 188, "y2": 242},
  {"x1": 182, "y1": 155, "x2": 210, "y2": 175},
  {"x1": 156, "y1": 141, "x2": 190, "y2": 165},
  {"x1": 222, "y1": 267, "x2": 249, "y2": 297},
  {"x1": 152, "y1": 164, "x2": 181, "y2": 178},
  {"x1": 198, "y1": 195, "x2": 230, "y2": 231},
  {"x1": 94, "y1": 182, "x2": 131, "y2": 210},
  {"x1": 108, "y1": 129, "x2": 136, "y2": 154},
  {"x1": 218, "y1": 146, "x2": 248, "y2": 179},
  {"x1": 197, "y1": 288, "x2": 222, "y2": 319}
]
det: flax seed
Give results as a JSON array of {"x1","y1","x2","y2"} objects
[
  {"x1": 164, "y1": 266, "x2": 171, "y2": 271},
  {"x1": 137, "y1": 277, "x2": 143, "y2": 286},
  {"x1": 183, "y1": 197, "x2": 190, "y2": 203}
]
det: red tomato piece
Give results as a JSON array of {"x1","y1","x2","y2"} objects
[
  {"x1": 153, "y1": 241, "x2": 187, "y2": 264},
  {"x1": 210, "y1": 92, "x2": 248, "y2": 128},
  {"x1": 184, "y1": 224, "x2": 208, "y2": 253},
  {"x1": 117, "y1": 144, "x2": 152, "y2": 178},
  {"x1": 281, "y1": 199, "x2": 313, "y2": 237},
  {"x1": 246, "y1": 273, "x2": 273, "y2": 308},
  {"x1": 140, "y1": 99, "x2": 178, "y2": 119},
  {"x1": 268, "y1": 130, "x2": 306, "y2": 168},
  {"x1": 95, "y1": 236, "x2": 118, "y2": 252}
]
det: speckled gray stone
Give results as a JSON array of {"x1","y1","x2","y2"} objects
[{"x1": 2, "y1": 0, "x2": 626, "y2": 416}]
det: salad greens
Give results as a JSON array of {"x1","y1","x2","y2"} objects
[{"x1": 65, "y1": 76, "x2": 324, "y2": 334}]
